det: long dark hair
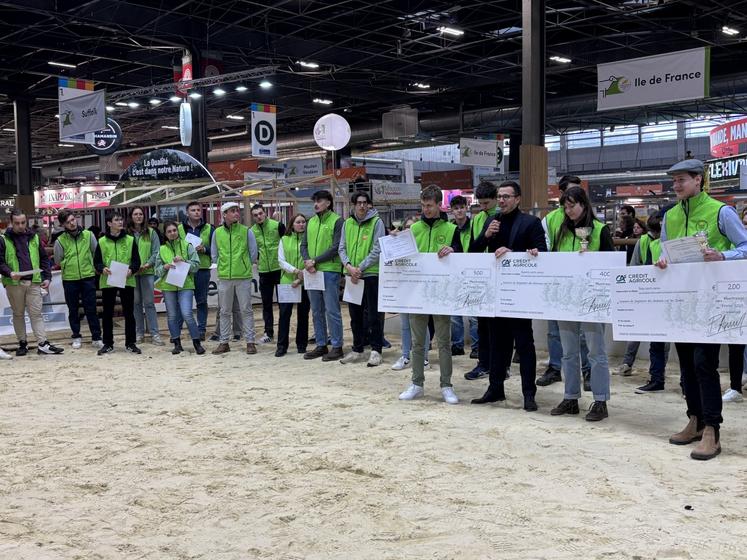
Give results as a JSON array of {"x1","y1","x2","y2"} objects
[
  {"x1": 556, "y1": 186, "x2": 597, "y2": 247},
  {"x1": 286, "y1": 213, "x2": 307, "y2": 236},
  {"x1": 127, "y1": 206, "x2": 151, "y2": 235}
]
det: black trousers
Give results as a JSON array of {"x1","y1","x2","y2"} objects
[
  {"x1": 101, "y1": 286, "x2": 135, "y2": 347},
  {"x1": 727, "y1": 344, "x2": 746, "y2": 392},
  {"x1": 476, "y1": 316, "x2": 490, "y2": 368},
  {"x1": 675, "y1": 342, "x2": 723, "y2": 430},
  {"x1": 488, "y1": 316, "x2": 537, "y2": 397},
  {"x1": 277, "y1": 288, "x2": 310, "y2": 352},
  {"x1": 62, "y1": 277, "x2": 101, "y2": 341},
  {"x1": 348, "y1": 276, "x2": 383, "y2": 353},
  {"x1": 259, "y1": 270, "x2": 281, "y2": 337}
]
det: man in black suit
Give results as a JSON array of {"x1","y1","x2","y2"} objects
[{"x1": 470, "y1": 180, "x2": 548, "y2": 411}]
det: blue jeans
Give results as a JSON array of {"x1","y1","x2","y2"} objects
[
  {"x1": 558, "y1": 321, "x2": 610, "y2": 401},
  {"x1": 307, "y1": 271, "x2": 343, "y2": 348},
  {"x1": 451, "y1": 315, "x2": 478, "y2": 351},
  {"x1": 164, "y1": 289, "x2": 200, "y2": 341},
  {"x1": 134, "y1": 274, "x2": 160, "y2": 338},
  {"x1": 193, "y1": 268, "x2": 210, "y2": 337},
  {"x1": 401, "y1": 313, "x2": 430, "y2": 359},
  {"x1": 548, "y1": 319, "x2": 589, "y2": 371}
]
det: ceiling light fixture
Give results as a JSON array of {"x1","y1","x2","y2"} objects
[
  {"x1": 161, "y1": 125, "x2": 179, "y2": 130},
  {"x1": 58, "y1": 143, "x2": 75, "y2": 147},
  {"x1": 313, "y1": 98, "x2": 333, "y2": 105},
  {"x1": 298, "y1": 61, "x2": 320, "y2": 69},
  {"x1": 127, "y1": 101, "x2": 140, "y2": 108},
  {"x1": 259, "y1": 80, "x2": 273, "y2": 89},
  {"x1": 188, "y1": 92, "x2": 202, "y2": 99},
  {"x1": 2, "y1": 128, "x2": 15, "y2": 132},
  {"x1": 235, "y1": 85, "x2": 248, "y2": 92},
  {"x1": 149, "y1": 98, "x2": 161, "y2": 105},
  {"x1": 412, "y1": 82, "x2": 431, "y2": 89},
  {"x1": 115, "y1": 102, "x2": 128, "y2": 107},
  {"x1": 438, "y1": 26, "x2": 464, "y2": 37},
  {"x1": 226, "y1": 114, "x2": 245, "y2": 120},
  {"x1": 213, "y1": 88, "x2": 226, "y2": 96},
  {"x1": 48, "y1": 60, "x2": 77, "y2": 69},
  {"x1": 169, "y1": 96, "x2": 182, "y2": 102},
  {"x1": 722, "y1": 25, "x2": 739, "y2": 36},
  {"x1": 550, "y1": 55, "x2": 572, "y2": 63},
  {"x1": 106, "y1": 106, "x2": 115, "y2": 112}
]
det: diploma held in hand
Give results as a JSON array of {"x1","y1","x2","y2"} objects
[
  {"x1": 343, "y1": 276, "x2": 365, "y2": 305},
  {"x1": 303, "y1": 270, "x2": 325, "y2": 291},
  {"x1": 379, "y1": 229, "x2": 418, "y2": 262},
  {"x1": 165, "y1": 261, "x2": 190, "y2": 288},
  {"x1": 277, "y1": 284, "x2": 302, "y2": 303},
  {"x1": 15, "y1": 268, "x2": 42, "y2": 277},
  {"x1": 662, "y1": 237, "x2": 706, "y2": 264},
  {"x1": 108, "y1": 261, "x2": 129, "y2": 288},
  {"x1": 185, "y1": 233, "x2": 203, "y2": 248}
]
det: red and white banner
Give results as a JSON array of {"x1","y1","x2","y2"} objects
[{"x1": 35, "y1": 184, "x2": 116, "y2": 209}]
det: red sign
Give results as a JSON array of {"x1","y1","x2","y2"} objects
[
  {"x1": 421, "y1": 169, "x2": 473, "y2": 190},
  {"x1": 323, "y1": 167, "x2": 367, "y2": 181},
  {"x1": 209, "y1": 159, "x2": 259, "y2": 182},
  {"x1": 710, "y1": 117, "x2": 747, "y2": 158},
  {"x1": 616, "y1": 184, "x2": 662, "y2": 196},
  {"x1": 547, "y1": 180, "x2": 589, "y2": 200},
  {"x1": 175, "y1": 54, "x2": 193, "y2": 96}
]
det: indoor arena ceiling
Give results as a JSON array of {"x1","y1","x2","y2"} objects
[{"x1": 2, "y1": 0, "x2": 747, "y2": 167}]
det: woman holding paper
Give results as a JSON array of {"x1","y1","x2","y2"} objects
[
  {"x1": 128, "y1": 207, "x2": 163, "y2": 346},
  {"x1": 275, "y1": 214, "x2": 310, "y2": 357},
  {"x1": 156, "y1": 221, "x2": 204, "y2": 356},
  {"x1": 548, "y1": 186, "x2": 615, "y2": 422}
]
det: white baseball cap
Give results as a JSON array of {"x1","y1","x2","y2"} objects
[{"x1": 221, "y1": 201, "x2": 240, "y2": 213}]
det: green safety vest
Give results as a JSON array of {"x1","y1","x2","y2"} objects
[
  {"x1": 411, "y1": 218, "x2": 457, "y2": 253},
  {"x1": 178, "y1": 222, "x2": 213, "y2": 269},
  {"x1": 2, "y1": 233, "x2": 41, "y2": 285},
  {"x1": 664, "y1": 191, "x2": 731, "y2": 252},
  {"x1": 545, "y1": 207, "x2": 566, "y2": 250},
  {"x1": 57, "y1": 229, "x2": 95, "y2": 281},
  {"x1": 470, "y1": 207, "x2": 497, "y2": 252},
  {"x1": 134, "y1": 230, "x2": 154, "y2": 276},
  {"x1": 343, "y1": 216, "x2": 380, "y2": 275},
  {"x1": 280, "y1": 233, "x2": 304, "y2": 285},
  {"x1": 454, "y1": 219, "x2": 471, "y2": 253},
  {"x1": 215, "y1": 222, "x2": 252, "y2": 280},
  {"x1": 252, "y1": 219, "x2": 281, "y2": 273},
  {"x1": 306, "y1": 210, "x2": 341, "y2": 273},
  {"x1": 554, "y1": 220, "x2": 605, "y2": 253},
  {"x1": 638, "y1": 233, "x2": 662, "y2": 265},
  {"x1": 99, "y1": 234, "x2": 136, "y2": 288},
  {"x1": 158, "y1": 239, "x2": 195, "y2": 291}
]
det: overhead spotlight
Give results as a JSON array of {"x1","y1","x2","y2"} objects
[
  {"x1": 438, "y1": 26, "x2": 464, "y2": 37},
  {"x1": 313, "y1": 98, "x2": 333, "y2": 105},
  {"x1": 213, "y1": 88, "x2": 226, "y2": 96},
  {"x1": 722, "y1": 25, "x2": 739, "y2": 36},
  {"x1": 226, "y1": 114, "x2": 245, "y2": 120},
  {"x1": 169, "y1": 96, "x2": 182, "y2": 102},
  {"x1": 550, "y1": 55, "x2": 572, "y2": 63},
  {"x1": 297, "y1": 60, "x2": 320, "y2": 69},
  {"x1": 2, "y1": 128, "x2": 15, "y2": 132},
  {"x1": 127, "y1": 101, "x2": 140, "y2": 108},
  {"x1": 259, "y1": 80, "x2": 273, "y2": 89},
  {"x1": 106, "y1": 106, "x2": 115, "y2": 112},
  {"x1": 115, "y1": 102, "x2": 128, "y2": 107},
  {"x1": 48, "y1": 60, "x2": 77, "y2": 69},
  {"x1": 54, "y1": 114, "x2": 59, "y2": 118},
  {"x1": 235, "y1": 85, "x2": 248, "y2": 92},
  {"x1": 188, "y1": 92, "x2": 202, "y2": 99},
  {"x1": 412, "y1": 82, "x2": 431, "y2": 89},
  {"x1": 58, "y1": 143, "x2": 75, "y2": 147},
  {"x1": 149, "y1": 98, "x2": 161, "y2": 105},
  {"x1": 161, "y1": 125, "x2": 179, "y2": 130}
]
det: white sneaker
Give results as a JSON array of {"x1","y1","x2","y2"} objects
[
  {"x1": 367, "y1": 350, "x2": 382, "y2": 367},
  {"x1": 71, "y1": 338, "x2": 82, "y2": 349},
  {"x1": 742, "y1": 372, "x2": 747, "y2": 387},
  {"x1": 722, "y1": 388, "x2": 744, "y2": 403},
  {"x1": 391, "y1": 356, "x2": 411, "y2": 370},
  {"x1": 615, "y1": 363, "x2": 632, "y2": 376},
  {"x1": 441, "y1": 386, "x2": 459, "y2": 404},
  {"x1": 340, "y1": 351, "x2": 363, "y2": 364},
  {"x1": 92, "y1": 340, "x2": 104, "y2": 349},
  {"x1": 424, "y1": 359, "x2": 431, "y2": 370},
  {"x1": 151, "y1": 335, "x2": 165, "y2": 346},
  {"x1": 258, "y1": 334, "x2": 273, "y2": 344},
  {"x1": 0, "y1": 348, "x2": 12, "y2": 360},
  {"x1": 398, "y1": 384, "x2": 424, "y2": 400}
]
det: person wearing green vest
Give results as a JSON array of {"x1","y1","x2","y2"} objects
[
  {"x1": 548, "y1": 186, "x2": 615, "y2": 423},
  {"x1": 448, "y1": 195, "x2": 478, "y2": 358},
  {"x1": 614, "y1": 212, "x2": 670, "y2": 393},
  {"x1": 53, "y1": 209, "x2": 102, "y2": 350},
  {"x1": 128, "y1": 207, "x2": 163, "y2": 346},
  {"x1": 276, "y1": 213, "x2": 310, "y2": 357},
  {"x1": 0, "y1": 208, "x2": 62, "y2": 357},
  {"x1": 93, "y1": 211, "x2": 142, "y2": 355},
  {"x1": 338, "y1": 191, "x2": 386, "y2": 367},
  {"x1": 658, "y1": 158, "x2": 747, "y2": 461},
  {"x1": 537, "y1": 175, "x2": 591, "y2": 388},
  {"x1": 210, "y1": 201, "x2": 258, "y2": 355},
  {"x1": 301, "y1": 190, "x2": 344, "y2": 361},
  {"x1": 251, "y1": 203, "x2": 286, "y2": 344},
  {"x1": 398, "y1": 185, "x2": 462, "y2": 405},
  {"x1": 179, "y1": 201, "x2": 215, "y2": 340},
  {"x1": 155, "y1": 221, "x2": 205, "y2": 356}
]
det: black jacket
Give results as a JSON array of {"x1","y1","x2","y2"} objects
[{"x1": 471, "y1": 210, "x2": 548, "y2": 253}]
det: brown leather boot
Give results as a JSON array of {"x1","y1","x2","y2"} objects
[
  {"x1": 246, "y1": 343, "x2": 257, "y2": 354},
  {"x1": 690, "y1": 426, "x2": 721, "y2": 460},
  {"x1": 212, "y1": 343, "x2": 230, "y2": 355},
  {"x1": 668, "y1": 416, "x2": 703, "y2": 445},
  {"x1": 304, "y1": 345, "x2": 328, "y2": 360}
]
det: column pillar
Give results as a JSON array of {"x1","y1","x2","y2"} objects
[
  {"x1": 189, "y1": 50, "x2": 209, "y2": 166},
  {"x1": 13, "y1": 97, "x2": 34, "y2": 213}
]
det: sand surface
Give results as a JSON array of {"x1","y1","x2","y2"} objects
[{"x1": 1, "y1": 315, "x2": 746, "y2": 560}]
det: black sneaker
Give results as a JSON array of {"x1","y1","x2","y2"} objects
[
  {"x1": 16, "y1": 341, "x2": 28, "y2": 357},
  {"x1": 275, "y1": 347, "x2": 287, "y2": 357},
  {"x1": 523, "y1": 395, "x2": 538, "y2": 412},
  {"x1": 382, "y1": 338, "x2": 392, "y2": 349},
  {"x1": 38, "y1": 341, "x2": 64, "y2": 354},
  {"x1": 97, "y1": 344, "x2": 114, "y2": 355},
  {"x1": 550, "y1": 399, "x2": 579, "y2": 416},
  {"x1": 585, "y1": 401, "x2": 608, "y2": 422},
  {"x1": 536, "y1": 366, "x2": 561, "y2": 386},
  {"x1": 451, "y1": 345, "x2": 465, "y2": 356},
  {"x1": 635, "y1": 380, "x2": 665, "y2": 394},
  {"x1": 233, "y1": 334, "x2": 241, "y2": 341},
  {"x1": 469, "y1": 348, "x2": 479, "y2": 360},
  {"x1": 464, "y1": 365, "x2": 488, "y2": 380},
  {"x1": 208, "y1": 334, "x2": 220, "y2": 342},
  {"x1": 583, "y1": 369, "x2": 591, "y2": 392},
  {"x1": 125, "y1": 344, "x2": 142, "y2": 354}
]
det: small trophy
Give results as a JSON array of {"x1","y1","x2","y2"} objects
[
  {"x1": 575, "y1": 227, "x2": 592, "y2": 251},
  {"x1": 694, "y1": 220, "x2": 709, "y2": 251}
]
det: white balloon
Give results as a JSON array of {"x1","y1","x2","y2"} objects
[
  {"x1": 179, "y1": 102, "x2": 192, "y2": 147},
  {"x1": 313, "y1": 113, "x2": 351, "y2": 151}
]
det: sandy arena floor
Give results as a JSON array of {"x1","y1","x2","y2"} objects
[{"x1": 1, "y1": 314, "x2": 746, "y2": 559}]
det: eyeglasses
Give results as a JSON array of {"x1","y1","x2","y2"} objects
[{"x1": 496, "y1": 194, "x2": 515, "y2": 200}]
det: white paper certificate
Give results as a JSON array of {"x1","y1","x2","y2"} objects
[
  {"x1": 661, "y1": 236, "x2": 705, "y2": 264},
  {"x1": 495, "y1": 251, "x2": 626, "y2": 323},
  {"x1": 16, "y1": 268, "x2": 42, "y2": 277},
  {"x1": 343, "y1": 277, "x2": 365, "y2": 305},
  {"x1": 277, "y1": 284, "x2": 302, "y2": 303},
  {"x1": 611, "y1": 260, "x2": 747, "y2": 344},
  {"x1": 378, "y1": 253, "x2": 496, "y2": 317},
  {"x1": 379, "y1": 230, "x2": 418, "y2": 262},
  {"x1": 303, "y1": 270, "x2": 325, "y2": 291},
  {"x1": 108, "y1": 260, "x2": 129, "y2": 288},
  {"x1": 185, "y1": 233, "x2": 203, "y2": 248},
  {"x1": 165, "y1": 261, "x2": 190, "y2": 288}
]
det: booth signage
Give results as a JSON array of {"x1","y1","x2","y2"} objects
[
  {"x1": 284, "y1": 158, "x2": 323, "y2": 178},
  {"x1": 58, "y1": 85, "x2": 106, "y2": 139},
  {"x1": 421, "y1": 169, "x2": 473, "y2": 190},
  {"x1": 34, "y1": 184, "x2": 115, "y2": 209},
  {"x1": 371, "y1": 180, "x2": 421, "y2": 202},
  {"x1": 119, "y1": 149, "x2": 214, "y2": 183},
  {"x1": 459, "y1": 138, "x2": 505, "y2": 171},
  {"x1": 84, "y1": 118, "x2": 122, "y2": 155},
  {"x1": 709, "y1": 116, "x2": 747, "y2": 158},
  {"x1": 251, "y1": 103, "x2": 277, "y2": 158},
  {"x1": 707, "y1": 154, "x2": 747, "y2": 182},
  {"x1": 597, "y1": 47, "x2": 710, "y2": 111},
  {"x1": 179, "y1": 102, "x2": 192, "y2": 147}
]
